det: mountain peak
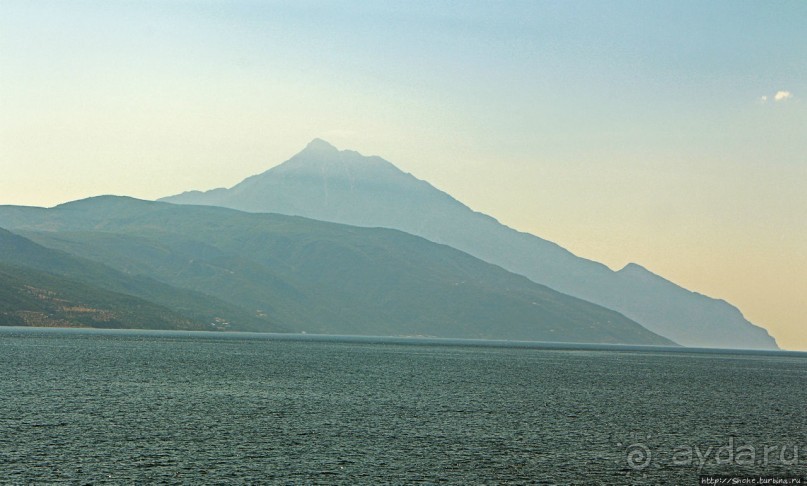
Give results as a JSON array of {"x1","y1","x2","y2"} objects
[
  {"x1": 303, "y1": 138, "x2": 339, "y2": 153},
  {"x1": 617, "y1": 262, "x2": 660, "y2": 281},
  {"x1": 619, "y1": 262, "x2": 647, "y2": 274},
  {"x1": 275, "y1": 138, "x2": 406, "y2": 179}
]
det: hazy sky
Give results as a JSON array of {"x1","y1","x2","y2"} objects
[{"x1": 1, "y1": 1, "x2": 805, "y2": 349}]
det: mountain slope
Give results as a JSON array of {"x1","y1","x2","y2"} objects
[
  {"x1": 0, "y1": 197, "x2": 674, "y2": 345},
  {"x1": 162, "y1": 139, "x2": 777, "y2": 349},
  {"x1": 0, "y1": 262, "x2": 205, "y2": 330},
  {"x1": 0, "y1": 227, "x2": 284, "y2": 332}
]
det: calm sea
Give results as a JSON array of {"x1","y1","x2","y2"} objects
[{"x1": 1, "y1": 327, "x2": 805, "y2": 484}]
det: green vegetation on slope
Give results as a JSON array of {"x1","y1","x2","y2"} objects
[
  {"x1": 0, "y1": 227, "x2": 285, "y2": 332},
  {"x1": 1, "y1": 197, "x2": 675, "y2": 345},
  {"x1": 0, "y1": 263, "x2": 204, "y2": 330}
]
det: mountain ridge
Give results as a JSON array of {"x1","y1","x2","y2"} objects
[
  {"x1": 0, "y1": 198, "x2": 675, "y2": 345},
  {"x1": 161, "y1": 139, "x2": 777, "y2": 350}
]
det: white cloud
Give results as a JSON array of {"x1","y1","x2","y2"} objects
[
  {"x1": 760, "y1": 95, "x2": 768, "y2": 103},
  {"x1": 774, "y1": 90, "x2": 793, "y2": 102}
]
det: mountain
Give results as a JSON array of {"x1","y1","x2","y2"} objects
[
  {"x1": 162, "y1": 139, "x2": 777, "y2": 350},
  {"x1": 0, "y1": 262, "x2": 204, "y2": 330},
  {"x1": 0, "y1": 227, "x2": 284, "y2": 331},
  {"x1": 0, "y1": 197, "x2": 674, "y2": 345}
]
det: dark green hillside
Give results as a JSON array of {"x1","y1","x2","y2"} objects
[
  {"x1": 0, "y1": 263, "x2": 204, "y2": 330},
  {"x1": 0, "y1": 197, "x2": 675, "y2": 345},
  {"x1": 0, "y1": 228, "x2": 284, "y2": 332}
]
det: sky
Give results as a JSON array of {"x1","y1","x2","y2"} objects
[{"x1": 1, "y1": 0, "x2": 805, "y2": 349}]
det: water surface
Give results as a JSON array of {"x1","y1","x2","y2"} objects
[{"x1": 1, "y1": 328, "x2": 805, "y2": 484}]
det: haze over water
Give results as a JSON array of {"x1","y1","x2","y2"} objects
[{"x1": 2, "y1": 328, "x2": 805, "y2": 483}]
